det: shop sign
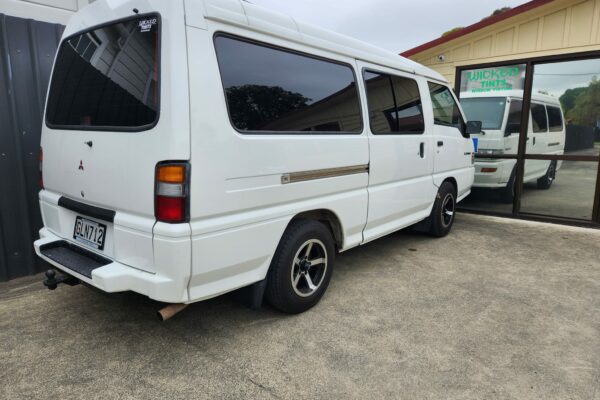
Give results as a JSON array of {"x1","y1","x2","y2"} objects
[{"x1": 460, "y1": 64, "x2": 526, "y2": 93}]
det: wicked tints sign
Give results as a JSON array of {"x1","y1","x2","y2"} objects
[{"x1": 459, "y1": 64, "x2": 526, "y2": 94}]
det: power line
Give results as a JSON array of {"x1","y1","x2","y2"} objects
[{"x1": 535, "y1": 72, "x2": 600, "y2": 76}]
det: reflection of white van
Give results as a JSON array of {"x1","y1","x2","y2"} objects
[
  {"x1": 460, "y1": 91, "x2": 565, "y2": 203},
  {"x1": 34, "y1": 0, "x2": 476, "y2": 315}
]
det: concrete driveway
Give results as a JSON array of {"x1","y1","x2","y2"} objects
[{"x1": 1, "y1": 213, "x2": 600, "y2": 399}]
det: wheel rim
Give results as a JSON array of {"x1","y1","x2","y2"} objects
[
  {"x1": 548, "y1": 163, "x2": 556, "y2": 183},
  {"x1": 441, "y1": 193, "x2": 455, "y2": 228},
  {"x1": 291, "y1": 239, "x2": 328, "y2": 298}
]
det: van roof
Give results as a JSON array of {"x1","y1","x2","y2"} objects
[
  {"x1": 460, "y1": 90, "x2": 561, "y2": 106},
  {"x1": 66, "y1": 0, "x2": 447, "y2": 82},
  {"x1": 193, "y1": 0, "x2": 447, "y2": 82}
]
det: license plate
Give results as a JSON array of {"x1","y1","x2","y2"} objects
[{"x1": 73, "y1": 216, "x2": 106, "y2": 250}]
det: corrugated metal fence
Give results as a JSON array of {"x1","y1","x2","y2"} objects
[{"x1": 0, "y1": 14, "x2": 64, "y2": 281}]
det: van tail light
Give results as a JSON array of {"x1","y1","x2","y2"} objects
[
  {"x1": 39, "y1": 147, "x2": 44, "y2": 189},
  {"x1": 155, "y1": 162, "x2": 190, "y2": 223}
]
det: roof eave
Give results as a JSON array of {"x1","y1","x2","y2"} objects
[{"x1": 400, "y1": 0, "x2": 555, "y2": 58}]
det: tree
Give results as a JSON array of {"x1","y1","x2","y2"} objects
[
  {"x1": 559, "y1": 86, "x2": 587, "y2": 116},
  {"x1": 225, "y1": 85, "x2": 311, "y2": 130},
  {"x1": 442, "y1": 27, "x2": 464, "y2": 37},
  {"x1": 441, "y1": 7, "x2": 512, "y2": 37},
  {"x1": 490, "y1": 7, "x2": 512, "y2": 17},
  {"x1": 564, "y1": 79, "x2": 600, "y2": 127}
]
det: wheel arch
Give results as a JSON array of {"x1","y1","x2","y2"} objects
[
  {"x1": 289, "y1": 209, "x2": 344, "y2": 250},
  {"x1": 441, "y1": 177, "x2": 458, "y2": 195}
]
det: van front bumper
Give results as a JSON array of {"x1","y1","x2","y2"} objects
[
  {"x1": 34, "y1": 227, "x2": 189, "y2": 303},
  {"x1": 473, "y1": 159, "x2": 516, "y2": 188}
]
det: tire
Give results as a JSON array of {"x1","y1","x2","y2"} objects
[
  {"x1": 266, "y1": 219, "x2": 335, "y2": 314},
  {"x1": 428, "y1": 181, "x2": 457, "y2": 238},
  {"x1": 537, "y1": 161, "x2": 556, "y2": 190},
  {"x1": 499, "y1": 167, "x2": 516, "y2": 204}
]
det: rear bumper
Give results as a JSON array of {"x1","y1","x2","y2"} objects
[{"x1": 34, "y1": 227, "x2": 189, "y2": 303}]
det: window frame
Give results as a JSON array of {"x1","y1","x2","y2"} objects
[
  {"x1": 213, "y1": 32, "x2": 364, "y2": 135},
  {"x1": 362, "y1": 68, "x2": 425, "y2": 135},
  {"x1": 454, "y1": 55, "x2": 600, "y2": 227},
  {"x1": 44, "y1": 12, "x2": 162, "y2": 133},
  {"x1": 427, "y1": 81, "x2": 466, "y2": 135}
]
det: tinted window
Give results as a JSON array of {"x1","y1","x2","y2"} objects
[
  {"x1": 505, "y1": 99, "x2": 523, "y2": 135},
  {"x1": 428, "y1": 82, "x2": 464, "y2": 131},
  {"x1": 363, "y1": 71, "x2": 424, "y2": 134},
  {"x1": 459, "y1": 97, "x2": 506, "y2": 130},
  {"x1": 547, "y1": 106, "x2": 563, "y2": 132},
  {"x1": 531, "y1": 103, "x2": 548, "y2": 133},
  {"x1": 46, "y1": 15, "x2": 160, "y2": 129},
  {"x1": 214, "y1": 35, "x2": 362, "y2": 133}
]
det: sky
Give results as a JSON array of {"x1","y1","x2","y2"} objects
[
  {"x1": 249, "y1": 0, "x2": 527, "y2": 54},
  {"x1": 533, "y1": 59, "x2": 600, "y2": 97}
]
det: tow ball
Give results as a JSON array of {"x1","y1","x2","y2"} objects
[{"x1": 43, "y1": 269, "x2": 80, "y2": 290}]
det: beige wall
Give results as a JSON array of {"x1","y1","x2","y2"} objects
[{"x1": 408, "y1": 0, "x2": 600, "y2": 87}]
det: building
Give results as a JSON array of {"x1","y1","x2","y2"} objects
[
  {"x1": 0, "y1": 0, "x2": 94, "y2": 281},
  {"x1": 403, "y1": 0, "x2": 600, "y2": 227}
]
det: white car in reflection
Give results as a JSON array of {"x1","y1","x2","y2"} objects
[{"x1": 460, "y1": 91, "x2": 566, "y2": 203}]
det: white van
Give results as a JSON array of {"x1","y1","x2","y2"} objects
[
  {"x1": 460, "y1": 91, "x2": 565, "y2": 203},
  {"x1": 34, "y1": 0, "x2": 476, "y2": 314}
]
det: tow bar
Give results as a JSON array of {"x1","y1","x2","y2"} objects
[{"x1": 43, "y1": 269, "x2": 80, "y2": 290}]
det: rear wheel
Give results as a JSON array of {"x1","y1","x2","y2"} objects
[
  {"x1": 266, "y1": 220, "x2": 335, "y2": 314},
  {"x1": 537, "y1": 161, "x2": 556, "y2": 190},
  {"x1": 428, "y1": 181, "x2": 457, "y2": 238}
]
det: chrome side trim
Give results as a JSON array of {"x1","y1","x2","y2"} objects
[{"x1": 281, "y1": 164, "x2": 369, "y2": 184}]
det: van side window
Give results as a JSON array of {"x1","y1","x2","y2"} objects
[
  {"x1": 427, "y1": 82, "x2": 464, "y2": 132},
  {"x1": 214, "y1": 35, "x2": 363, "y2": 133},
  {"x1": 547, "y1": 106, "x2": 563, "y2": 132},
  {"x1": 531, "y1": 103, "x2": 548, "y2": 133},
  {"x1": 363, "y1": 71, "x2": 424, "y2": 134},
  {"x1": 505, "y1": 99, "x2": 523, "y2": 135}
]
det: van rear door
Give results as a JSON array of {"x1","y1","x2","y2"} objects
[{"x1": 40, "y1": 7, "x2": 190, "y2": 266}]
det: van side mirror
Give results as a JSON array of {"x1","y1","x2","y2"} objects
[
  {"x1": 465, "y1": 120, "x2": 482, "y2": 136},
  {"x1": 505, "y1": 123, "x2": 520, "y2": 136}
]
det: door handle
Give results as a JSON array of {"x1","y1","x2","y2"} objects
[
  {"x1": 419, "y1": 142, "x2": 425, "y2": 158},
  {"x1": 437, "y1": 141, "x2": 444, "y2": 147},
  {"x1": 533, "y1": 137, "x2": 536, "y2": 146}
]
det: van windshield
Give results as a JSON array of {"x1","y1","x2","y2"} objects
[
  {"x1": 45, "y1": 14, "x2": 160, "y2": 130},
  {"x1": 459, "y1": 97, "x2": 506, "y2": 130}
]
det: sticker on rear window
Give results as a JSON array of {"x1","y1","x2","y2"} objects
[{"x1": 138, "y1": 18, "x2": 157, "y2": 33}]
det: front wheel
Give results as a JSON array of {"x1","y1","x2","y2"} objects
[
  {"x1": 428, "y1": 181, "x2": 457, "y2": 238},
  {"x1": 499, "y1": 168, "x2": 516, "y2": 204},
  {"x1": 266, "y1": 220, "x2": 335, "y2": 314},
  {"x1": 537, "y1": 161, "x2": 556, "y2": 190}
]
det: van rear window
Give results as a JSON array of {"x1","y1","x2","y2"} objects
[{"x1": 45, "y1": 15, "x2": 160, "y2": 130}]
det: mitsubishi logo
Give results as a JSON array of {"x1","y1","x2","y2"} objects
[{"x1": 78, "y1": 160, "x2": 84, "y2": 171}]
